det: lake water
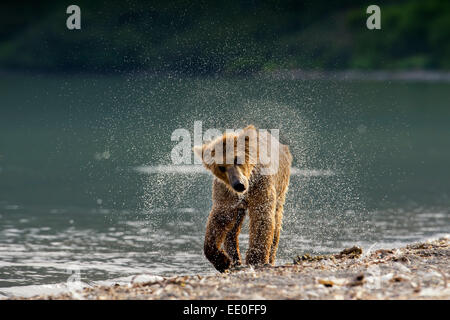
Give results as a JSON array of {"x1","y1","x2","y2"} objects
[{"x1": 0, "y1": 72, "x2": 449, "y2": 297}]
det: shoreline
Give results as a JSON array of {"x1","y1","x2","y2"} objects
[{"x1": 12, "y1": 236, "x2": 449, "y2": 300}]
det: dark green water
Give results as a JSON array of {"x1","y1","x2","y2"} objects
[{"x1": 0, "y1": 73, "x2": 449, "y2": 296}]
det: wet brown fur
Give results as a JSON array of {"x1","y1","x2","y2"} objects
[{"x1": 194, "y1": 125, "x2": 292, "y2": 272}]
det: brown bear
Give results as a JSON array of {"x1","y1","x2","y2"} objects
[{"x1": 193, "y1": 125, "x2": 292, "y2": 272}]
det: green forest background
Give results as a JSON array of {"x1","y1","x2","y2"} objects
[{"x1": 1, "y1": 0, "x2": 449, "y2": 74}]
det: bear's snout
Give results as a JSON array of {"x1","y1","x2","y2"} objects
[
  {"x1": 227, "y1": 168, "x2": 247, "y2": 193},
  {"x1": 232, "y1": 181, "x2": 246, "y2": 193}
]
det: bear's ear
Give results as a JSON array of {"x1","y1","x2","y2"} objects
[
  {"x1": 192, "y1": 145, "x2": 204, "y2": 160},
  {"x1": 237, "y1": 125, "x2": 258, "y2": 164},
  {"x1": 242, "y1": 124, "x2": 256, "y2": 132},
  {"x1": 239, "y1": 124, "x2": 257, "y2": 140},
  {"x1": 239, "y1": 124, "x2": 257, "y2": 141}
]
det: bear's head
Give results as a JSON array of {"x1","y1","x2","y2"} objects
[{"x1": 193, "y1": 125, "x2": 258, "y2": 194}]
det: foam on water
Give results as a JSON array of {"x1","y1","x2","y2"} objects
[
  {"x1": 134, "y1": 165, "x2": 335, "y2": 177},
  {"x1": 0, "y1": 274, "x2": 165, "y2": 299}
]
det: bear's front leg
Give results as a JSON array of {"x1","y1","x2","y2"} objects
[
  {"x1": 246, "y1": 190, "x2": 277, "y2": 266},
  {"x1": 223, "y1": 208, "x2": 246, "y2": 266},
  {"x1": 204, "y1": 206, "x2": 237, "y2": 272}
]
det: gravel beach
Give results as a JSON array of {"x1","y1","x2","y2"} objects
[{"x1": 15, "y1": 237, "x2": 449, "y2": 300}]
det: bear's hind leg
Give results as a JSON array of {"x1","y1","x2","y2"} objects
[
  {"x1": 269, "y1": 202, "x2": 284, "y2": 264},
  {"x1": 224, "y1": 208, "x2": 246, "y2": 266}
]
